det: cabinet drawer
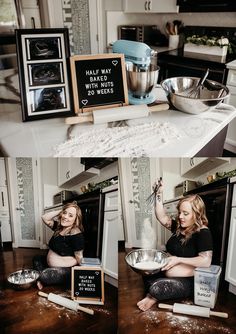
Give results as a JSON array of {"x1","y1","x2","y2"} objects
[{"x1": 227, "y1": 70, "x2": 236, "y2": 86}]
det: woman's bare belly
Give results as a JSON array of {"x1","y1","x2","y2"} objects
[
  {"x1": 47, "y1": 249, "x2": 77, "y2": 267},
  {"x1": 165, "y1": 263, "x2": 194, "y2": 277}
]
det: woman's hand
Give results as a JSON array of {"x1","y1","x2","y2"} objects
[
  {"x1": 161, "y1": 256, "x2": 180, "y2": 271},
  {"x1": 153, "y1": 177, "x2": 172, "y2": 230},
  {"x1": 153, "y1": 178, "x2": 163, "y2": 195},
  {"x1": 42, "y1": 209, "x2": 61, "y2": 228}
]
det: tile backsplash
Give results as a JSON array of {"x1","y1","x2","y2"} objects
[{"x1": 106, "y1": 11, "x2": 236, "y2": 44}]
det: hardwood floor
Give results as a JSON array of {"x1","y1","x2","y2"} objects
[
  {"x1": 0, "y1": 248, "x2": 117, "y2": 334},
  {"x1": 119, "y1": 249, "x2": 236, "y2": 334},
  {"x1": 1, "y1": 247, "x2": 236, "y2": 334}
]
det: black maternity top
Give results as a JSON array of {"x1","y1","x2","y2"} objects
[
  {"x1": 48, "y1": 233, "x2": 84, "y2": 257},
  {"x1": 166, "y1": 221, "x2": 213, "y2": 258}
]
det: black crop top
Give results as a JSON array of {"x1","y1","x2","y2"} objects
[
  {"x1": 166, "y1": 222, "x2": 213, "y2": 258},
  {"x1": 48, "y1": 233, "x2": 84, "y2": 257}
]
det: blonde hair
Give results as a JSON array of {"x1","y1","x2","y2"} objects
[
  {"x1": 54, "y1": 201, "x2": 83, "y2": 236},
  {"x1": 176, "y1": 194, "x2": 208, "y2": 243}
]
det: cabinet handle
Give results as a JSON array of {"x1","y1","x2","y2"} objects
[
  {"x1": 31, "y1": 17, "x2": 36, "y2": 29},
  {"x1": 1, "y1": 192, "x2": 4, "y2": 207},
  {"x1": 129, "y1": 200, "x2": 134, "y2": 203},
  {"x1": 190, "y1": 158, "x2": 194, "y2": 166},
  {"x1": 66, "y1": 171, "x2": 70, "y2": 179},
  {"x1": 145, "y1": 1, "x2": 148, "y2": 10},
  {"x1": 148, "y1": 0, "x2": 151, "y2": 11}
]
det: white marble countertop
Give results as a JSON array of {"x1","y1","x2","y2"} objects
[{"x1": 1, "y1": 71, "x2": 236, "y2": 157}]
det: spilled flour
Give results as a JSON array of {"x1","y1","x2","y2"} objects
[
  {"x1": 125, "y1": 309, "x2": 235, "y2": 334},
  {"x1": 54, "y1": 121, "x2": 181, "y2": 157},
  {"x1": 140, "y1": 218, "x2": 157, "y2": 249}
]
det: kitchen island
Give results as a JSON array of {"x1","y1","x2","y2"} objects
[{"x1": 0, "y1": 70, "x2": 236, "y2": 157}]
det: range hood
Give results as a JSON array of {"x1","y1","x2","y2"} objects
[
  {"x1": 81, "y1": 158, "x2": 118, "y2": 170},
  {"x1": 177, "y1": 0, "x2": 236, "y2": 12}
]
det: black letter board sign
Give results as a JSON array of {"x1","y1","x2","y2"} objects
[
  {"x1": 71, "y1": 266, "x2": 104, "y2": 305},
  {"x1": 70, "y1": 53, "x2": 128, "y2": 113}
]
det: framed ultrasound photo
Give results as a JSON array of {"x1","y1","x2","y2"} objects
[{"x1": 15, "y1": 28, "x2": 74, "y2": 121}]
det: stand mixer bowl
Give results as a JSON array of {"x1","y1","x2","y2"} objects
[{"x1": 126, "y1": 63, "x2": 159, "y2": 102}]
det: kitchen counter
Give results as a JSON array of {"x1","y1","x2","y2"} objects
[{"x1": 1, "y1": 70, "x2": 236, "y2": 157}]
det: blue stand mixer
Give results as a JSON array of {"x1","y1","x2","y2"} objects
[{"x1": 113, "y1": 40, "x2": 159, "y2": 105}]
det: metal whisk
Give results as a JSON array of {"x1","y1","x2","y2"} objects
[
  {"x1": 146, "y1": 177, "x2": 162, "y2": 205},
  {"x1": 187, "y1": 68, "x2": 209, "y2": 99}
]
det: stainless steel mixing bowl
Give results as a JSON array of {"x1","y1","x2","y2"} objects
[
  {"x1": 125, "y1": 249, "x2": 168, "y2": 275},
  {"x1": 126, "y1": 63, "x2": 159, "y2": 98},
  {"x1": 161, "y1": 77, "x2": 229, "y2": 114},
  {"x1": 7, "y1": 269, "x2": 39, "y2": 290}
]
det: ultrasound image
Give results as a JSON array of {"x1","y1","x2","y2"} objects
[
  {"x1": 33, "y1": 87, "x2": 65, "y2": 112},
  {"x1": 28, "y1": 37, "x2": 61, "y2": 60},
  {"x1": 30, "y1": 63, "x2": 63, "y2": 85}
]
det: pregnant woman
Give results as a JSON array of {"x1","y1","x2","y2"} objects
[
  {"x1": 137, "y1": 179, "x2": 213, "y2": 311},
  {"x1": 33, "y1": 201, "x2": 84, "y2": 290}
]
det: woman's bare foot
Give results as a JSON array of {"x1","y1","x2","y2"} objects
[
  {"x1": 37, "y1": 280, "x2": 43, "y2": 290},
  {"x1": 137, "y1": 295, "x2": 157, "y2": 311}
]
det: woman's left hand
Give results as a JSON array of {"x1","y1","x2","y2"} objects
[{"x1": 161, "y1": 256, "x2": 180, "y2": 271}]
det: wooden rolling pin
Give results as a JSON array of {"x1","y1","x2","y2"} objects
[
  {"x1": 158, "y1": 303, "x2": 228, "y2": 318},
  {"x1": 65, "y1": 103, "x2": 169, "y2": 125},
  {"x1": 38, "y1": 291, "x2": 94, "y2": 315}
]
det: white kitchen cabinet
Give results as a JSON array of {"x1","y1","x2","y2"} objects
[
  {"x1": 103, "y1": 188, "x2": 124, "y2": 241},
  {"x1": 58, "y1": 158, "x2": 81, "y2": 186},
  {"x1": 104, "y1": 190, "x2": 119, "y2": 211},
  {"x1": 0, "y1": 158, "x2": 7, "y2": 186},
  {"x1": 101, "y1": 189, "x2": 120, "y2": 285},
  {"x1": 104, "y1": 0, "x2": 123, "y2": 11},
  {"x1": 58, "y1": 158, "x2": 100, "y2": 187},
  {"x1": 102, "y1": 210, "x2": 118, "y2": 280},
  {"x1": 21, "y1": 0, "x2": 41, "y2": 28},
  {"x1": 0, "y1": 216, "x2": 12, "y2": 242},
  {"x1": 58, "y1": 158, "x2": 84, "y2": 186},
  {"x1": 232, "y1": 183, "x2": 236, "y2": 207},
  {"x1": 123, "y1": 0, "x2": 178, "y2": 13},
  {"x1": 180, "y1": 158, "x2": 230, "y2": 178},
  {"x1": 225, "y1": 61, "x2": 236, "y2": 152},
  {"x1": 225, "y1": 207, "x2": 236, "y2": 287},
  {"x1": 0, "y1": 186, "x2": 9, "y2": 212}
]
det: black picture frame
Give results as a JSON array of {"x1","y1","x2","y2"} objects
[{"x1": 15, "y1": 28, "x2": 74, "y2": 122}]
